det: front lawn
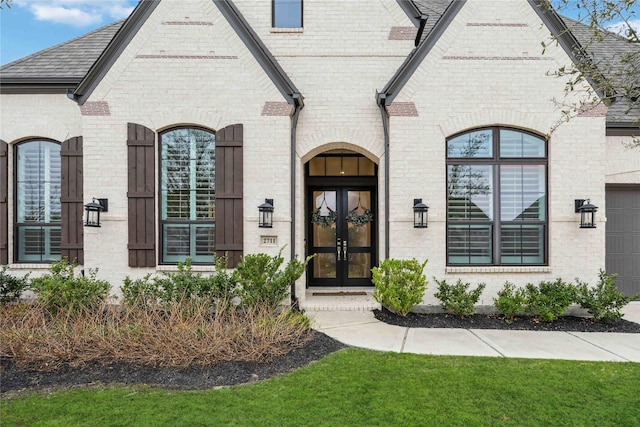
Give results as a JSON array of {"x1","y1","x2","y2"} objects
[{"x1": 2, "y1": 349, "x2": 639, "y2": 426}]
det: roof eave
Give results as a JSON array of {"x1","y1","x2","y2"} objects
[
  {"x1": 71, "y1": 0, "x2": 160, "y2": 105},
  {"x1": 0, "y1": 77, "x2": 81, "y2": 94},
  {"x1": 395, "y1": 0, "x2": 422, "y2": 27},
  {"x1": 214, "y1": 0, "x2": 302, "y2": 106},
  {"x1": 379, "y1": 0, "x2": 467, "y2": 105},
  {"x1": 528, "y1": 0, "x2": 609, "y2": 100}
]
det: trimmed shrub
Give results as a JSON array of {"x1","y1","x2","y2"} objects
[
  {"x1": 372, "y1": 258, "x2": 428, "y2": 316},
  {"x1": 235, "y1": 248, "x2": 313, "y2": 310},
  {"x1": 0, "y1": 267, "x2": 29, "y2": 305},
  {"x1": 575, "y1": 270, "x2": 640, "y2": 323},
  {"x1": 494, "y1": 282, "x2": 527, "y2": 323},
  {"x1": 434, "y1": 278, "x2": 485, "y2": 317},
  {"x1": 525, "y1": 278, "x2": 576, "y2": 322},
  {"x1": 122, "y1": 255, "x2": 238, "y2": 309},
  {"x1": 30, "y1": 258, "x2": 110, "y2": 314}
]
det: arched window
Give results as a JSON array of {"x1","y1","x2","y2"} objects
[
  {"x1": 15, "y1": 140, "x2": 61, "y2": 262},
  {"x1": 446, "y1": 127, "x2": 547, "y2": 265},
  {"x1": 160, "y1": 127, "x2": 216, "y2": 264}
]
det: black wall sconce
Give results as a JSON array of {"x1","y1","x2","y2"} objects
[
  {"x1": 413, "y1": 199, "x2": 429, "y2": 228},
  {"x1": 84, "y1": 198, "x2": 108, "y2": 227},
  {"x1": 575, "y1": 199, "x2": 598, "y2": 229},
  {"x1": 258, "y1": 199, "x2": 274, "y2": 228}
]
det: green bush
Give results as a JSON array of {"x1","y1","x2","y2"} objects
[
  {"x1": 372, "y1": 259, "x2": 427, "y2": 317},
  {"x1": 434, "y1": 278, "x2": 485, "y2": 317},
  {"x1": 0, "y1": 267, "x2": 30, "y2": 304},
  {"x1": 30, "y1": 258, "x2": 111, "y2": 314},
  {"x1": 122, "y1": 256, "x2": 237, "y2": 309},
  {"x1": 494, "y1": 282, "x2": 527, "y2": 323},
  {"x1": 525, "y1": 278, "x2": 576, "y2": 322},
  {"x1": 235, "y1": 248, "x2": 312, "y2": 310},
  {"x1": 575, "y1": 270, "x2": 640, "y2": 323}
]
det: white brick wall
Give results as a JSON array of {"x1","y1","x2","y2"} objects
[
  {"x1": 388, "y1": 0, "x2": 608, "y2": 300},
  {"x1": 0, "y1": 0, "x2": 630, "y2": 305}
]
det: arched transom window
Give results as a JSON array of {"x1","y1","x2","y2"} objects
[{"x1": 446, "y1": 127, "x2": 547, "y2": 265}]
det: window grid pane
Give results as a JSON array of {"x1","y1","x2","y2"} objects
[
  {"x1": 446, "y1": 128, "x2": 547, "y2": 266},
  {"x1": 161, "y1": 128, "x2": 215, "y2": 263},
  {"x1": 15, "y1": 141, "x2": 61, "y2": 262},
  {"x1": 273, "y1": 0, "x2": 302, "y2": 27}
]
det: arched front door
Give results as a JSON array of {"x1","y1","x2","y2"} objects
[{"x1": 306, "y1": 151, "x2": 377, "y2": 287}]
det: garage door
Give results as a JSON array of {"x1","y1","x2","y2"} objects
[{"x1": 606, "y1": 187, "x2": 640, "y2": 296}]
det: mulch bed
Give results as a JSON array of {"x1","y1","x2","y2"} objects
[
  {"x1": 374, "y1": 307, "x2": 640, "y2": 333},
  {"x1": 4, "y1": 309, "x2": 639, "y2": 396},
  {"x1": 0, "y1": 331, "x2": 346, "y2": 396}
]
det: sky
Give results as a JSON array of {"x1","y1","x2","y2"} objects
[{"x1": 0, "y1": 0, "x2": 639, "y2": 66}]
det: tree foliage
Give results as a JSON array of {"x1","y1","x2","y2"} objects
[{"x1": 542, "y1": 0, "x2": 639, "y2": 143}]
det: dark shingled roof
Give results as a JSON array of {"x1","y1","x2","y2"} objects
[
  {"x1": 0, "y1": 20, "x2": 123, "y2": 81},
  {"x1": 0, "y1": 1, "x2": 637, "y2": 126}
]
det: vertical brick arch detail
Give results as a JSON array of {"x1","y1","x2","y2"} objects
[
  {"x1": 0, "y1": 140, "x2": 7, "y2": 265},
  {"x1": 215, "y1": 124, "x2": 243, "y2": 268},
  {"x1": 60, "y1": 136, "x2": 84, "y2": 264},
  {"x1": 127, "y1": 123, "x2": 156, "y2": 267}
]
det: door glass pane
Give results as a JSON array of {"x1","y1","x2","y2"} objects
[
  {"x1": 309, "y1": 157, "x2": 325, "y2": 176},
  {"x1": 314, "y1": 253, "x2": 336, "y2": 279},
  {"x1": 313, "y1": 191, "x2": 337, "y2": 247},
  {"x1": 358, "y1": 157, "x2": 375, "y2": 176},
  {"x1": 347, "y1": 191, "x2": 371, "y2": 247},
  {"x1": 348, "y1": 253, "x2": 371, "y2": 279},
  {"x1": 342, "y1": 157, "x2": 358, "y2": 175}
]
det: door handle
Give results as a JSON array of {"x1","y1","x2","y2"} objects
[
  {"x1": 342, "y1": 240, "x2": 347, "y2": 259},
  {"x1": 337, "y1": 238, "x2": 342, "y2": 261}
]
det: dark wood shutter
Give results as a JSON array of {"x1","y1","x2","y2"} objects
[
  {"x1": 0, "y1": 140, "x2": 7, "y2": 265},
  {"x1": 215, "y1": 124, "x2": 243, "y2": 267},
  {"x1": 60, "y1": 137, "x2": 84, "y2": 264},
  {"x1": 127, "y1": 123, "x2": 156, "y2": 267}
]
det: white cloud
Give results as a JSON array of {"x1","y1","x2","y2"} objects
[
  {"x1": 607, "y1": 20, "x2": 640, "y2": 39},
  {"x1": 16, "y1": 0, "x2": 135, "y2": 27}
]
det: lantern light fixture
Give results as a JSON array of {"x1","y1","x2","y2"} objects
[
  {"x1": 84, "y1": 198, "x2": 108, "y2": 227},
  {"x1": 258, "y1": 199, "x2": 274, "y2": 228},
  {"x1": 575, "y1": 199, "x2": 598, "y2": 229},
  {"x1": 413, "y1": 198, "x2": 429, "y2": 228}
]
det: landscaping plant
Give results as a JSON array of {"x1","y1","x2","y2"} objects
[
  {"x1": 234, "y1": 248, "x2": 313, "y2": 310},
  {"x1": 29, "y1": 258, "x2": 110, "y2": 315},
  {"x1": 122, "y1": 255, "x2": 238, "y2": 309},
  {"x1": 0, "y1": 266, "x2": 29, "y2": 305},
  {"x1": 434, "y1": 278, "x2": 485, "y2": 317},
  {"x1": 525, "y1": 278, "x2": 576, "y2": 322},
  {"x1": 372, "y1": 258, "x2": 428, "y2": 316},
  {"x1": 575, "y1": 270, "x2": 640, "y2": 323},
  {"x1": 494, "y1": 281, "x2": 527, "y2": 323}
]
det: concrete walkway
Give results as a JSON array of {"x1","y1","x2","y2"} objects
[{"x1": 308, "y1": 302, "x2": 640, "y2": 363}]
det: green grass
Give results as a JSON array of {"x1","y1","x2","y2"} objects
[{"x1": 2, "y1": 349, "x2": 639, "y2": 426}]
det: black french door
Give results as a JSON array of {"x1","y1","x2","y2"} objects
[{"x1": 308, "y1": 187, "x2": 375, "y2": 287}]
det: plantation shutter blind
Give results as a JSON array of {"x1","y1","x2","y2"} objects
[
  {"x1": 60, "y1": 136, "x2": 84, "y2": 264},
  {"x1": 0, "y1": 140, "x2": 7, "y2": 265},
  {"x1": 127, "y1": 123, "x2": 156, "y2": 267},
  {"x1": 215, "y1": 124, "x2": 243, "y2": 267}
]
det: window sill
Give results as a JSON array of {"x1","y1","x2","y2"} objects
[
  {"x1": 270, "y1": 27, "x2": 303, "y2": 33},
  {"x1": 8, "y1": 264, "x2": 53, "y2": 270},
  {"x1": 156, "y1": 265, "x2": 217, "y2": 273},
  {"x1": 446, "y1": 266, "x2": 551, "y2": 274}
]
